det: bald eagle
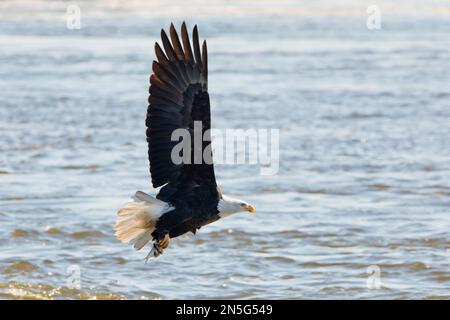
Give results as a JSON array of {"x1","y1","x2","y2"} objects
[{"x1": 114, "y1": 23, "x2": 255, "y2": 260}]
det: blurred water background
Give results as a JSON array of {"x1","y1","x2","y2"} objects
[{"x1": 0, "y1": 0, "x2": 449, "y2": 299}]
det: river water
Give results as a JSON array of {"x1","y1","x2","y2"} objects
[{"x1": 0, "y1": 0, "x2": 449, "y2": 299}]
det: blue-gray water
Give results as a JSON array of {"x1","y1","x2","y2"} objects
[{"x1": 0, "y1": 0, "x2": 449, "y2": 299}]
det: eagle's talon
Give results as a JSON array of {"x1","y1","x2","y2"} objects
[
  {"x1": 144, "y1": 243, "x2": 163, "y2": 262},
  {"x1": 154, "y1": 243, "x2": 163, "y2": 255}
]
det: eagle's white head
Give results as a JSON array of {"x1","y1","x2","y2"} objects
[{"x1": 217, "y1": 194, "x2": 255, "y2": 218}]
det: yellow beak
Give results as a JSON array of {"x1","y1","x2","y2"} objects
[{"x1": 247, "y1": 205, "x2": 255, "y2": 214}]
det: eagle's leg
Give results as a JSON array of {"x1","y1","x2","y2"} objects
[
  {"x1": 160, "y1": 234, "x2": 170, "y2": 249},
  {"x1": 144, "y1": 234, "x2": 170, "y2": 262}
]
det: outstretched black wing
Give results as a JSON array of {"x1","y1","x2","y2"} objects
[{"x1": 147, "y1": 22, "x2": 218, "y2": 205}]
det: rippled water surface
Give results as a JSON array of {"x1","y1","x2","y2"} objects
[{"x1": 1, "y1": 0, "x2": 450, "y2": 299}]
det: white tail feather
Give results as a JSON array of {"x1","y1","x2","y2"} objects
[
  {"x1": 114, "y1": 191, "x2": 172, "y2": 250},
  {"x1": 134, "y1": 191, "x2": 166, "y2": 205}
]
